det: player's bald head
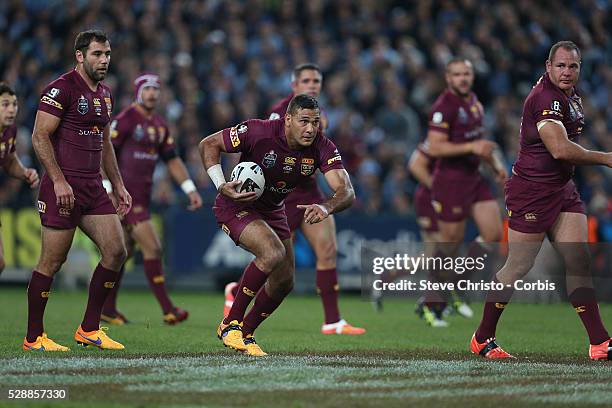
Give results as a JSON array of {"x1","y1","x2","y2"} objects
[{"x1": 548, "y1": 41, "x2": 581, "y2": 63}]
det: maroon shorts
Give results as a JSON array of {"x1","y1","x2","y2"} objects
[
  {"x1": 505, "y1": 175, "x2": 585, "y2": 234},
  {"x1": 122, "y1": 189, "x2": 151, "y2": 226},
  {"x1": 414, "y1": 185, "x2": 438, "y2": 232},
  {"x1": 431, "y1": 173, "x2": 494, "y2": 222},
  {"x1": 37, "y1": 173, "x2": 117, "y2": 229},
  {"x1": 284, "y1": 181, "x2": 325, "y2": 232},
  {"x1": 213, "y1": 195, "x2": 291, "y2": 245}
]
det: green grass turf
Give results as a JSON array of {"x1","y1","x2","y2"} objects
[{"x1": 0, "y1": 287, "x2": 611, "y2": 407}]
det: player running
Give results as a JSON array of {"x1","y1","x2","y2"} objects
[
  {"x1": 100, "y1": 73, "x2": 202, "y2": 326},
  {"x1": 201, "y1": 94, "x2": 355, "y2": 356},
  {"x1": 471, "y1": 41, "x2": 612, "y2": 361},
  {"x1": 223, "y1": 63, "x2": 364, "y2": 335},
  {"x1": 0, "y1": 82, "x2": 40, "y2": 275},
  {"x1": 24, "y1": 30, "x2": 131, "y2": 351}
]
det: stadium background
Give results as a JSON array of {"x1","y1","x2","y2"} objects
[{"x1": 0, "y1": 0, "x2": 610, "y2": 289}]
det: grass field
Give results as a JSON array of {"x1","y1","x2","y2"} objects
[{"x1": 0, "y1": 287, "x2": 611, "y2": 407}]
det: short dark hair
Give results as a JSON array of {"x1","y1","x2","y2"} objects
[
  {"x1": 291, "y1": 63, "x2": 322, "y2": 82},
  {"x1": 287, "y1": 94, "x2": 319, "y2": 115},
  {"x1": 548, "y1": 41, "x2": 581, "y2": 62},
  {"x1": 0, "y1": 82, "x2": 16, "y2": 97},
  {"x1": 446, "y1": 58, "x2": 472, "y2": 71},
  {"x1": 74, "y1": 29, "x2": 109, "y2": 55}
]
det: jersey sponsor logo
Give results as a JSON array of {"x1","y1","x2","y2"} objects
[
  {"x1": 237, "y1": 124, "x2": 248, "y2": 134},
  {"x1": 134, "y1": 124, "x2": 145, "y2": 141},
  {"x1": 242, "y1": 287, "x2": 256, "y2": 297},
  {"x1": 471, "y1": 103, "x2": 483, "y2": 118},
  {"x1": 301, "y1": 163, "x2": 315, "y2": 176},
  {"x1": 78, "y1": 126, "x2": 103, "y2": 137},
  {"x1": 103, "y1": 281, "x2": 115, "y2": 289},
  {"x1": 327, "y1": 155, "x2": 341, "y2": 165},
  {"x1": 229, "y1": 126, "x2": 241, "y2": 148},
  {"x1": 269, "y1": 112, "x2": 281, "y2": 120},
  {"x1": 458, "y1": 107, "x2": 468, "y2": 124},
  {"x1": 431, "y1": 200, "x2": 442, "y2": 214},
  {"x1": 41, "y1": 291, "x2": 50, "y2": 298},
  {"x1": 284, "y1": 157, "x2": 297, "y2": 165},
  {"x1": 93, "y1": 97, "x2": 102, "y2": 116},
  {"x1": 110, "y1": 120, "x2": 118, "y2": 138},
  {"x1": 262, "y1": 150, "x2": 277, "y2": 168},
  {"x1": 575, "y1": 306, "x2": 586, "y2": 313},
  {"x1": 283, "y1": 165, "x2": 293, "y2": 173},
  {"x1": 268, "y1": 181, "x2": 295, "y2": 195},
  {"x1": 221, "y1": 224, "x2": 231, "y2": 236},
  {"x1": 524, "y1": 212, "x2": 537, "y2": 222},
  {"x1": 41, "y1": 95, "x2": 63, "y2": 110},
  {"x1": 266, "y1": 181, "x2": 295, "y2": 194},
  {"x1": 77, "y1": 95, "x2": 89, "y2": 115},
  {"x1": 301, "y1": 158, "x2": 314, "y2": 165},
  {"x1": 147, "y1": 126, "x2": 156, "y2": 142},
  {"x1": 465, "y1": 127, "x2": 484, "y2": 139},
  {"x1": 542, "y1": 109, "x2": 563, "y2": 118},
  {"x1": 432, "y1": 112, "x2": 443, "y2": 124},
  {"x1": 58, "y1": 207, "x2": 71, "y2": 217},
  {"x1": 452, "y1": 206, "x2": 463, "y2": 215},
  {"x1": 153, "y1": 276, "x2": 165, "y2": 284},
  {"x1": 104, "y1": 97, "x2": 112, "y2": 117},
  {"x1": 494, "y1": 303, "x2": 506, "y2": 309},
  {"x1": 236, "y1": 210, "x2": 249, "y2": 219},
  {"x1": 37, "y1": 201, "x2": 46, "y2": 213},
  {"x1": 133, "y1": 151, "x2": 158, "y2": 160}
]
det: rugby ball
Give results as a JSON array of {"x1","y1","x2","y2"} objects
[{"x1": 230, "y1": 161, "x2": 265, "y2": 199}]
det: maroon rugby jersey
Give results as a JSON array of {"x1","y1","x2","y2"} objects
[
  {"x1": 0, "y1": 125, "x2": 16, "y2": 167},
  {"x1": 512, "y1": 73, "x2": 584, "y2": 184},
  {"x1": 428, "y1": 90, "x2": 485, "y2": 177},
  {"x1": 110, "y1": 105, "x2": 177, "y2": 198},
  {"x1": 220, "y1": 119, "x2": 343, "y2": 210},
  {"x1": 37, "y1": 70, "x2": 113, "y2": 178}
]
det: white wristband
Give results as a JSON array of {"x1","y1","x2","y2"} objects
[
  {"x1": 180, "y1": 179, "x2": 197, "y2": 194},
  {"x1": 102, "y1": 179, "x2": 113, "y2": 193},
  {"x1": 206, "y1": 164, "x2": 226, "y2": 191}
]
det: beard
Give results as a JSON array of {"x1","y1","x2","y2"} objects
[
  {"x1": 450, "y1": 83, "x2": 471, "y2": 97},
  {"x1": 84, "y1": 60, "x2": 105, "y2": 82}
]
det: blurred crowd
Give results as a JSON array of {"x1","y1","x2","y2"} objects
[{"x1": 1, "y1": 0, "x2": 611, "y2": 237}]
